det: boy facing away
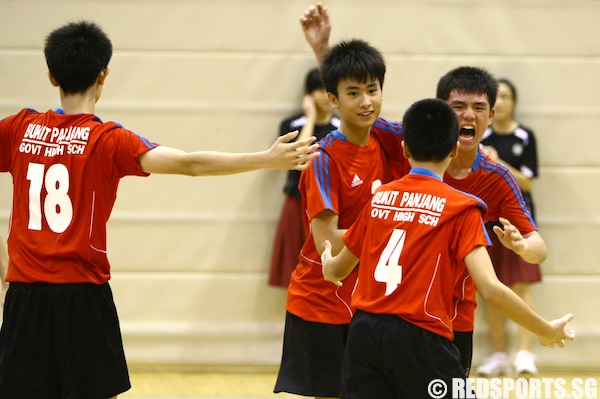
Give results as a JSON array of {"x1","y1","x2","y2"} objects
[
  {"x1": 321, "y1": 98, "x2": 574, "y2": 399},
  {"x1": 0, "y1": 21, "x2": 319, "y2": 399}
]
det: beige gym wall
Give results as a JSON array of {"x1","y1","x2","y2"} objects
[{"x1": 0, "y1": 0, "x2": 598, "y2": 370}]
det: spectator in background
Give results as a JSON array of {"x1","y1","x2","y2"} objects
[
  {"x1": 477, "y1": 78, "x2": 542, "y2": 376},
  {"x1": 268, "y1": 67, "x2": 340, "y2": 288}
]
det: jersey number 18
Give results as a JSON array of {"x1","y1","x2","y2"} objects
[{"x1": 26, "y1": 162, "x2": 73, "y2": 233}]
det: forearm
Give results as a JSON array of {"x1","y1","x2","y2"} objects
[
  {"x1": 322, "y1": 253, "x2": 352, "y2": 282},
  {"x1": 141, "y1": 147, "x2": 272, "y2": 176},
  {"x1": 521, "y1": 232, "x2": 548, "y2": 264},
  {"x1": 481, "y1": 282, "x2": 551, "y2": 338},
  {"x1": 313, "y1": 43, "x2": 331, "y2": 67},
  {"x1": 179, "y1": 150, "x2": 271, "y2": 176},
  {"x1": 314, "y1": 228, "x2": 347, "y2": 256},
  {"x1": 467, "y1": 246, "x2": 570, "y2": 347}
]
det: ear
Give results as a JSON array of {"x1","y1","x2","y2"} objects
[
  {"x1": 401, "y1": 140, "x2": 411, "y2": 159},
  {"x1": 48, "y1": 71, "x2": 60, "y2": 87},
  {"x1": 449, "y1": 141, "x2": 460, "y2": 158},
  {"x1": 97, "y1": 68, "x2": 109, "y2": 85},
  {"x1": 488, "y1": 107, "x2": 495, "y2": 125},
  {"x1": 327, "y1": 92, "x2": 339, "y2": 108}
]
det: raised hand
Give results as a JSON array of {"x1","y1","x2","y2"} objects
[{"x1": 300, "y1": 3, "x2": 332, "y2": 64}]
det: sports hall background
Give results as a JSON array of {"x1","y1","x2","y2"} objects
[{"x1": 0, "y1": 0, "x2": 598, "y2": 372}]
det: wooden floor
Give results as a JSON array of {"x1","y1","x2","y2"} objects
[{"x1": 120, "y1": 367, "x2": 600, "y2": 399}]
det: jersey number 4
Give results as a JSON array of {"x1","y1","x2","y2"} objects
[
  {"x1": 26, "y1": 162, "x2": 73, "y2": 233},
  {"x1": 374, "y1": 229, "x2": 405, "y2": 296}
]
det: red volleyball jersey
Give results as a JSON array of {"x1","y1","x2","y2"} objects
[
  {"x1": 344, "y1": 169, "x2": 490, "y2": 340},
  {"x1": 0, "y1": 108, "x2": 158, "y2": 284},
  {"x1": 444, "y1": 151, "x2": 537, "y2": 331},
  {"x1": 286, "y1": 131, "x2": 394, "y2": 324},
  {"x1": 371, "y1": 118, "x2": 537, "y2": 332}
]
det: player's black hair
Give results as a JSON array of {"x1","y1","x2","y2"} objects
[
  {"x1": 402, "y1": 98, "x2": 459, "y2": 162},
  {"x1": 320, "y1": 39, "x2": 386, "y2": 97},
  {"x1": 44, "y1": 21, "x2": 112, "y2": 94},
  {"x1": 436, "y1": 66, "x2": 498, "y2": 108}
]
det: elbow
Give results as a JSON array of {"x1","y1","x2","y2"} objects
[
  {"x1": 527, "y1": 243, "x2": 548, "y2": 264},
  {"x1": 478, "y1": 283, "x2": 504, "y2": 306},
  {"x1": 522, "y1": 233, "x2": 548, "y2": 264}
]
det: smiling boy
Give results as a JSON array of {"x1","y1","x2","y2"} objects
[{"x1": 274, "y1": 39, "x2": 401, "y2": 399}]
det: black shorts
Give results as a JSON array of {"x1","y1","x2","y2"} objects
[
  {"x1": 274, "y1": 311, "x2": 349, "y2": 397},
  {"x1": 0, "y1": 282, "x2": 131, "y2": 399},
  {"x1": 342, "y1": 310, "x2": 466, "y2": 399},
  {"x1": 453, "y1": 330, "x2": 474, "y2": 376}
]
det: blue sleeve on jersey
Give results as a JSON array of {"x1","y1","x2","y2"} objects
[
  {"x1": 314, "y1": 151, "x2": 333, "y2": 210},
  {"x1": 373, "y1": 117, "x2": 404, "y2": 135},
  {"x1": 480, "y1": 155, "x2": 537, "y2": 229}
]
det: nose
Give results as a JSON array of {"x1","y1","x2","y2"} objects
[
  {"x1": 462, "y1": 106, "x2": 476, "y2": 120},
  {"x1": 359, "y1": 93, "x2": 371, "y2": 107}
]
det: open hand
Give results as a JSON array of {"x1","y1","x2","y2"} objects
[
  {"x1": 273, "y1": 131, "x2": 320, "y2": 171},
  {"x1": 539, "y1": 314, "x2": 575, "y2": 348}
]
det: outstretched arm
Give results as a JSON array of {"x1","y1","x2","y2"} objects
[
  {"x1": 492, "y1": 217, "x2": 547, "y2": 263},
  {"x1": 139, "y1": 131, "x2": 319, "y2": 176},
  {"x1": 465, "y1": 246, "x2": 574, "y2": 347},
  {"x1": 300, "y1": 2, "x2": 332, "y2": 66}
]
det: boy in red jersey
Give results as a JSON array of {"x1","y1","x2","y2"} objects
[
  {"x1": 300, "y1": 2, "x2": 547, "y2": 377},
  {"x1": 321, "y1": 98, "x2": 574, "y2": 399},
  {"x1": 0, "y1": 21, "x2": 319, "y2": 399},
  {"x1": 274, "y1": 39, "x2": 400, "y2": 398}
]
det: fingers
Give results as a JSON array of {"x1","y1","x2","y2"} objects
[
  {"x1": 561, "y1": 314, "x2": 576, "y2": 341},
  {"x1": 279, "y1": 130, "x2": 300, "y2": 143},
  {"x1": 300, "y1": 3, "x2": 327, "y2": 25},
  {"x1": 498, "y1": 217, "x2": 513, "y2": 227},
  {"x1": 278, "y1": 130, "x2": 319, "y2": 149},
  {"x1": 291, "y1": 150, "x2": 320, "y2": 171},
  {"x1": 294, "y1": 135, "x2": 317, "y2": 147},
  {"x1": 492, "y1": 225, "x2": 504, "y2": 238}
]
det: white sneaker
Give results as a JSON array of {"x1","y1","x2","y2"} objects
[
  {"x1": 513, "y1": 350, "x2": 538, "y2": 375},
  {"x1": 476, "y1": 352, "x2": 511, "y2": 376}
]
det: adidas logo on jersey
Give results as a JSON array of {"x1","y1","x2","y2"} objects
[{"x1": 351, "y1": 174, "x2": 364, "y2": 187}]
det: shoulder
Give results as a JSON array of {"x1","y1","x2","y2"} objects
[
  {"x1": 1, "y1": 108, "x2": 40, "y2": 125},
  {"x1": 318, "y1": 130, "x2": 345, "y2": 149},
  {"x1": 476, "y1": 151, "x2": 510, "y2": 176},
  {"x1": 372, "y1": 116, "x2": 403, "y2": 135}
]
